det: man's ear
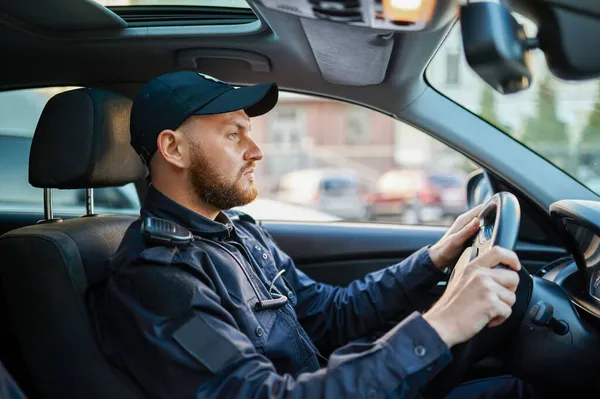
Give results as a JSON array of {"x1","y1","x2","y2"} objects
[{"x1": 156, "y1": 129, "x2": 189, "y2": 169}]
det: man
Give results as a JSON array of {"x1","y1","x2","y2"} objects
[{"x1": 92, "y1": 71, "x2": 529, "y2": 398}]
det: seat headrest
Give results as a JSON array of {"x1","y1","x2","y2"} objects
[{"x1": 29, "y1": 88, "x2": 147, "y2": 189}]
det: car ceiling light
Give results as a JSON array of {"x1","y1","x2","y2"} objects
[
  {"x1": 383, "y1": 0, "x2": 435, "y2": 23},
  {"x1": 391, "y1": 0, "x2": 422, "y2": 10}
]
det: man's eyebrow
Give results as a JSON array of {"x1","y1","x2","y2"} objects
[{"x1": 231, "y1": 120, "x2": 251, "y2": 131}]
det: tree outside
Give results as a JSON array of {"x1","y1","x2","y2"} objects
[
  {"x1": 520, "y1": 75, "x2": 573, "y2": 173},
  {"x1": 581, "y1": 81, "x2": 600, "y2": 144},
  {"x1": 478, "y1": 85, "x2": 509, "y2": 132},
  {"x1": 521, "y1": 76, "x2": 568, "y2": 145}
]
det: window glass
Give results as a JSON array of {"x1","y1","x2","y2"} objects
[
  {"x1": 346, "y1": 108, "x2": 371, "y2": 145},
  {"x1": 93, "y1": 0, "x2": 249, "y2": 8},
  {"x1": 445, "y1": 52, "x2": 461, "y2": 85},
  {"x1": 235, "y1": 92, "x2": 477, "y2": 225},
  {"x1": 0, "y1": 88, "x2": 140, "y2": 216},
  {"x1": 427, "y1": 17, "x2": 600, "y2": 195}
]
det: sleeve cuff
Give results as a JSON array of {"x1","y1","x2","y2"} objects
[
  {"x1": 379, "y1": 311, "x2": 452, "y2": 392},
  {"x1": 420, "y1": 246, "x2": 448, "y2": 279},
  {"x1": 396, "y1": 246, "x2": 447, "y2": 291}
]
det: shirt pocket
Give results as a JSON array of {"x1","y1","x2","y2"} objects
[
  {"x1": 265, "y1": 308, "x2": 319, "y2": 375},
  {"x1": 227, "y1": 294, "x2": 278, "y2": 354}
]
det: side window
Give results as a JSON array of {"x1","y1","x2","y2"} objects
[
  {"x1": 235, "y1": 92, "x2": 477, "y2": 226},
  {"x1": 0, "y1": 88, "x2": 140, "y2": 216}
]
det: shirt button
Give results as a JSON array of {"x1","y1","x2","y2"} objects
[
  {"x1": 287, "y1": 291, "x2": 295, "y2": 299},
  {"x1": 255, "y1": 326, "x2": 264, "y2": 337},
  {"x1": 262, "y1": 253, "x2": 268, "y2": 259},
  {"x1": 367, "y1": 388, "x2": 378, "y2": 399},
  {"x1": 414, "y1": 345, "x2": 427, "y2": 357},
  {"x1": 255, "y1": 246, "x2": 261, "y2": 251}
]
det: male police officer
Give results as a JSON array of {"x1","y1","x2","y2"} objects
[{"x1": 92, "y1": 71, "x2": 529, "y2": 398}]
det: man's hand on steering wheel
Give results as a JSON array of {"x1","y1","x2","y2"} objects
[
  {"x1": 428, "y1": 204, "x2": 484, "y2": 270},
  {"x1": 423, "y1": 247, "x2": 522, "y2": 348}
]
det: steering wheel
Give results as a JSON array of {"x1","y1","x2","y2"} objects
[{"x1": 423, "y1": 192, "x2": 533, "y2": 399}]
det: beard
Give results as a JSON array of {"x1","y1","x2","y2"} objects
[{"x1": 188, "y1": 143, "x2": 258, "y2": 210}]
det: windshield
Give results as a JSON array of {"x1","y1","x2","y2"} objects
[{"x1": 427, "y1": 16, "x2": 600, "y2": 195}]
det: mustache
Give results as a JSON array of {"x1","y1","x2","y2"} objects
[{"x1": 239, "y1": 162, "x2": 256, "y2": 176}]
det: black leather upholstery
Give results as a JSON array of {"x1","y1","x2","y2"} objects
[
  {"x1": 29, "y1": 88, "x2": 147, "y2": 189},
  {"x1": 0, "y1": 88, "x2": 146, "y2": 398},
  {"x1": 0, "y1": 218, "x2": 143, "y2": 398}
]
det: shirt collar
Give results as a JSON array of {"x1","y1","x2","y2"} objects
[{"x1": 142, "y1": 185, "x2": 234, "y2": 238}]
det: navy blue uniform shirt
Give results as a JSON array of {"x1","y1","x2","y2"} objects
[{"x1": 91, "y1": 185, "x2": 452, "y2": 398}]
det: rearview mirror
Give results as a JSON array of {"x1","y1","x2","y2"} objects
[
  {"x1": 460, "y1": 1, "x2": 536, "y2": 95},
  {"x1": 466, "y1": 169, "x2": 493, "y2": 209}
]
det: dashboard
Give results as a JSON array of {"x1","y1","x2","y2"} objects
[
  {"x1": 488, "y1": 200, "x2": 600, "y2": 395},
  {"x1": 548, "y1": 200, "x2": 600, "y2": 321}
]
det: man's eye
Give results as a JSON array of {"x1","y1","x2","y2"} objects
[{"x1": 228, "y1": 132, "x2": 238, "y2": 140}]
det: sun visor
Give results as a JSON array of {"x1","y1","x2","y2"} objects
[{"x1": 301, "y1": 18, "x2": 394, "y2": 86}]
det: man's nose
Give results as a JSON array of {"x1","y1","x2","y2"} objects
[{"x1": 244, "y1": 139, "x2": 263, "y2": 161}]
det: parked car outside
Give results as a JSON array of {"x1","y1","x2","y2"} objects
[
  {"x1": 271, "y1": 168, "x2": 370, "y2": 220},
  {"x1": 0, "y1": 132, "x2": 141, "y2": 215},
  {"x1": 367, "y1": 168, "x2": 468, "y2": 224}
]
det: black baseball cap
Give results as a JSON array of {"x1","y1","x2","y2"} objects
[{"x1": 130, "y1": 71, "x2": 278, "y2": 164}]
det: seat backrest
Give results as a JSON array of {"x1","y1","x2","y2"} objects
[
  {"x1": 0, "y1": 88, "x2": 147, "y2": 399},
  {"x1": 1, "y1": 217, "x2": 141, "y2": 398}
]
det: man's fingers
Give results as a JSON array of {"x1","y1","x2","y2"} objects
[
  {"x1": 447, "y1": 205, "x2": 484, "y2": 236},
  {"x1": 452, "y1": 217, "x2": 480, "y2": 245},
  {"x1": 495, "y1": 284, "x2": 517, "y2": 307},
  {"x1": 488, "y1": 268, "x2": 520, "y2": 292},
  {"x1": 488, "y1": 301, "x2": 513, "y2": 328},
  {"x1": 458, "y1": 205, "x2": 483, "y2": 225},
  {"x1": 476, "y1": 246, "x2": 522, "y2": 272}
]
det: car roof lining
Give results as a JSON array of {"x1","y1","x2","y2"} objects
[
  {"x1": 1, "y1": 0, "x2": 127, "y2": 31},
  {"x1": 0, "y1": 0, "x2": 457, "y2": 118}
]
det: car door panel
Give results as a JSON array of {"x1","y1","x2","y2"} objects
[
  {"x1": 261, "y1": 221, "x2": 568, "y2": 286},
  {"x1": 262, "y1": 222, "x2": 445, "y2": 262}
]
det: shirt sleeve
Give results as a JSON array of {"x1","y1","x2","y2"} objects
[
  {"x1": 266, "y1": 238, "x2": 447, "y2": 349},
  {"x1": 100, "y1": 265, "x2": 451, "y2": 399}
]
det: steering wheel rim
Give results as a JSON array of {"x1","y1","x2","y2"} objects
[{"x1": 423, "y1": 192, "x2": 533, "y2": 399}]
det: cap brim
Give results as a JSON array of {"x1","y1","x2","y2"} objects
[{"x1": 192, "y1": 82, "x2": 278, "y2": 118}]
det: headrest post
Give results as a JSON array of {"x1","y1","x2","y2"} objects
[
  {"x1": 86, "y1": 188, "x2": 95, "y2": 216},
  {"x1": 38, "y1": 189, "x2": 62, "y2": 224},
  {"x1": 44, "y1": 188, "x2": 54, "y2": 220}
]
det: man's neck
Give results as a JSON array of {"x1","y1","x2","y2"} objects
[{"x1": 152, "y1": 181, "x2": 220, "y2": 220}]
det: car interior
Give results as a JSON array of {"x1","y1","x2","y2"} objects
[{"x1": 2, "y1": 0, "x2": 600, "y2": 398}]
